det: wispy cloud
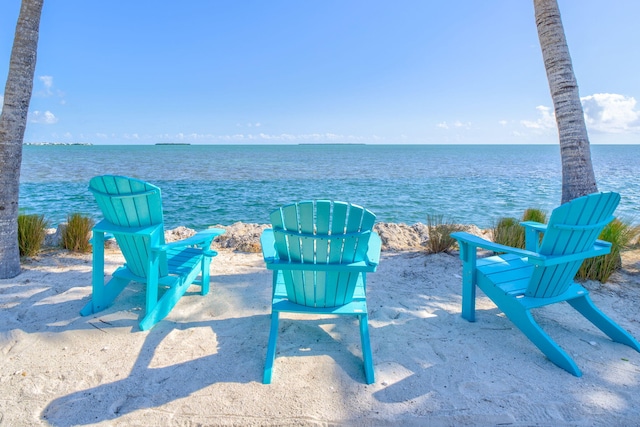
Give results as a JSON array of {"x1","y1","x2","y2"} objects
[
  {"x1": 29, "y1": 110, "x2": 58, "y2": 124},
  {"x1": 236, "y1": 122, "x2": 263, "y2": 128},
  {"x1": 66, "y1": 131, "x2": 380, "y2": 144},
  {"x1": 436, "y1": 121, "x2": 472, "y2": 130},
  {"x1": 521, "y1": 105, "x2": 556, "y2": 130},
  {"x1": 35, "y1": 75, "x2": 65, "y2": 104},
  {"x1": 39, "y1": 75, "x2": 54, "y2": 95}
]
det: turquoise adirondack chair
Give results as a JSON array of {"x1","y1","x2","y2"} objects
[
  {"x1": 261, "y1": 201, "x2": 381, "y2": 384},
  {"x1": 80, "y1": 175, "x2": 225, "y2": 331},
  {"x1": 452, "y1": 192, "x2": 640, "y2": 376}
]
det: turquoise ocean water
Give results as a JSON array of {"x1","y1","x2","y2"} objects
[{"x1": 19, "y1": 144, "x2": 640, "y2": 230}]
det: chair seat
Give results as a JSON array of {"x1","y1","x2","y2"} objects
[
  {"x1": 167, "y1": 247, "x2": 205, "y2": 277},
  {"x1": 477, "y1": 254, "x2": 592, "y2": 309},
  {"x1": 477, "y1": 254, "x2": 533, "y2": 296}
]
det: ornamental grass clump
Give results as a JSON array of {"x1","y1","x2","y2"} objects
[
  {"x1": 492, "y1": 217, "x2": 524, "y2": 249},
  {"x1": 18, "y1": 214, "x2": 48, "y2": 257},
  {"x1": 522, "y1": 208, "x2": 547, "y2": 225},
  {"x1": 577, "y1": 218, "x2": 638, "y2": 283},
  {"x1": 493, "y1": 208, "x2": 547, "y2": 250},
  {"x1": 61, "y1": 213, "x2": 95, "y2": 253},
  {"x1": 426, "y1": 214, "x2": 464, "y2": 253}
]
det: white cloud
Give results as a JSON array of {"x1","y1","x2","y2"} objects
[
  {"x1": 149, "y1": 131, "x2": 374, "y2": 144},
  {"x1": 39, "y1": 75, "x2": 53, "y2": 95},
  {"x1": 437, "y1": 121, "x2": 472, "y2": 130},
  {"x1": 521, "y1": 105, "x2": 556, "y2": 130},
  {"x1": 581, "y1": 93, "x2": 640, "y2": 133},
  {"x1": 29, "y1": 110, "x2": 58, "y2": 124},
  {"x1": 521, "y1": 94, "x2": 640, "y2": 135}
]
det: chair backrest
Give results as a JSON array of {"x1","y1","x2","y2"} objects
[
  {"x1": 270, "y1": 200, "x2": 376, "y2": 307},
  {"x1": 526, "y1": 192, "x2": 619, "y2": 298},
  {"x1": 89, "y1": 175, "x2": 167, "y2": 278}
]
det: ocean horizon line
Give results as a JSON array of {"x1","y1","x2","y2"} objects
[{"x1": 22, "y1": 142, "x2": 640, "y2": 147}]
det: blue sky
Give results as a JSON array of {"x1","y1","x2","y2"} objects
[{"x1": 1, "y1": 0, "x2": 639, "y2": 145}]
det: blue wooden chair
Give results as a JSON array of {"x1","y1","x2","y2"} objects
[
  {"x1": 452, "y1": 192, "x2": 640, "y2": 376},
  {"x1": 261, "y1": 200, "x2": 381, "y2": 384},
  {"x1": 80, "y1": 175, "x2": 225, "y2": 331}
]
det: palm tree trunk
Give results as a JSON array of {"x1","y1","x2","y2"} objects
[
  {"x1": 534, "y1": 0, "x2": 597, "y2": 203},
  {"x1": 0, "y1": 0, "x2": 44, "y2": 279}
]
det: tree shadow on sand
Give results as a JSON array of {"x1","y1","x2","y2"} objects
[{"x1": 40, "y1": 314, "x2": 270, "y2": 426}]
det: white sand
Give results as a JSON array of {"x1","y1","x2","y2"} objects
[{"x1": 1, "y1": 224, "x2": 640, "y2": 426}]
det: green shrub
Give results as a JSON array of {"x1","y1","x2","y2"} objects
[
  {"x1": 18, "y1": 214, "x2": 48, "y2": 257},
  {"x1": 492, "y1": 217, "x2": 524, "y2": 249},
  {"x1": 493, "y1": 208, "x2": 548, "y2": 250},
  {"x1": 577, "y1": 219, "x2": 638, "y2": 283},
  {"x1": 61, "y1": 213, "x2": 95, "y2": 253},
  {"x1": 522, "y1": 208, "x2": 547, "y2": 224},
  {"x1": 426, "y1": 214, "x2": 464, "y2": 253}
]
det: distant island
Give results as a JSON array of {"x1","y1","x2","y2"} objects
[
  {"x1": 155, "y1": 143, "x2": 191, "y2": 145},
  {"x1": 24, "y1": 142, "x2": 92, "y2": 146}
]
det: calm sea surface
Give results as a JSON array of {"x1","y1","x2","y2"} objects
[{"x1": 19, "y1": 144, "x2": 640, "y2": 230}]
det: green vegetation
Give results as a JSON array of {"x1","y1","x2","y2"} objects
[
  {"x1": 493, "y1": 208, "x2": 548, "y2": 249},
  {"x1": 577, "y1": 219, "x2": 639, "y2": 283},
  {"x1": 492, "y1": 217, "x2": 524, "y2": 249},
  {"x1": 61, "y1": 213, "x2": 95, "y2": 253},
  {"x1": 426, "y1": 214, "x2": 464, "y2": 253},
  {"x1": 17, "y1": 214, "x2": 48, "y2": 257},
  {"x1": 522, "y1": 208, "x2": 547, "y2": 224}
]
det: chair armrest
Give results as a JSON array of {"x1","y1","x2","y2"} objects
[
  {"x1": 451, "y1": 231, "x2": 544, "y2": 261},
  {"x1": 452, "y1": 231, "x2": 612, "y2": 267},
  {"x1": 265, "y1": 259, "x2": 377, "y2": 273},
  {"x1": 520, "y1": 221, "x2": 547, "y2": 232},
  {"x1": 155, "y1": 228, "x2": 225, "y2": 252},
  {"x1": 93, "y1": 219, "x2": 164, "y2": 236},
  {"x1": 520, "y1": 221, "x2": 546, "y2": 252},
  {"x1": 366, "y1": 232, "x2": 382, "y2": 266},
  {"x1": 261, "y1": 229, "x2": 278, "y2": 262}
]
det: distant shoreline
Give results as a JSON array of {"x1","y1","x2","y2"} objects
[
  {"x1": 23, "y1": 142, "x2": 92, "y2": 146},
  {"x1": 298, "y1": 143, "x2": 366, "y2": 145}
]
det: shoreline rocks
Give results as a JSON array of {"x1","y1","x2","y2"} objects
[{"x1": 44, "y1": 222, "x2": 492, "y2": 254}]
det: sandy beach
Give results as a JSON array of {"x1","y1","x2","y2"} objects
[{"x1": 1, "y1": 223, "x2": 640, "y2": 426}]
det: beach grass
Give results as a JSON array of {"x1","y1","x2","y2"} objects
[
  {"x1": 60, "y1": 213, "x2": 95, "y2": 253},
  {"x1": 577, "y1": 218, "x2": 639, "y2": 283},
  {"x1": 18, "y1": 213, "x2": 48, "y2": 257},
  {"x1": 426, "y1": 214, "x2": 463, "y2": 253}
]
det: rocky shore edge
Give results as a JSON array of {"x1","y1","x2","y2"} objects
[{"x1": 44, "y1": 221, "x2": 490, "y2": 253}]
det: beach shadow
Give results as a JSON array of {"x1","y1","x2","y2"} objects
[
  {"x1": 41, "y1": 314, "x2": 269, "y2": 427},
  {"x1": 0, "y1": 252, "x2": 103, "y2": 335},
  {"x1": 0, "y1": 251, "x2": 275, "y2": 426},
  {"x1": 269, "y1": 316, "x2": 376, "y2": 383}
]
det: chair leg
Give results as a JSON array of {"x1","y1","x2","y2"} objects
[
  {"x1": 201, "y1": 257, "x2": 211, "y2": 296},
  {"x1": 359, "y1": 314, "x2": 375, "y2": 384},
  {"x1": 504, "y1": 305, "x2": 582, "y2": 377},
  {"x1": 568, "y1": 295, "x2": 640, "y2": 352},
  {"x1": 263, "y1": 311, "x2": 280, "y2": 384},
  {"x1": 139, "y1": 278, "x2": 189, "y2": 331},
  {"x1": 79, "y1": 276, "x2": 129, "y2": 316}
]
